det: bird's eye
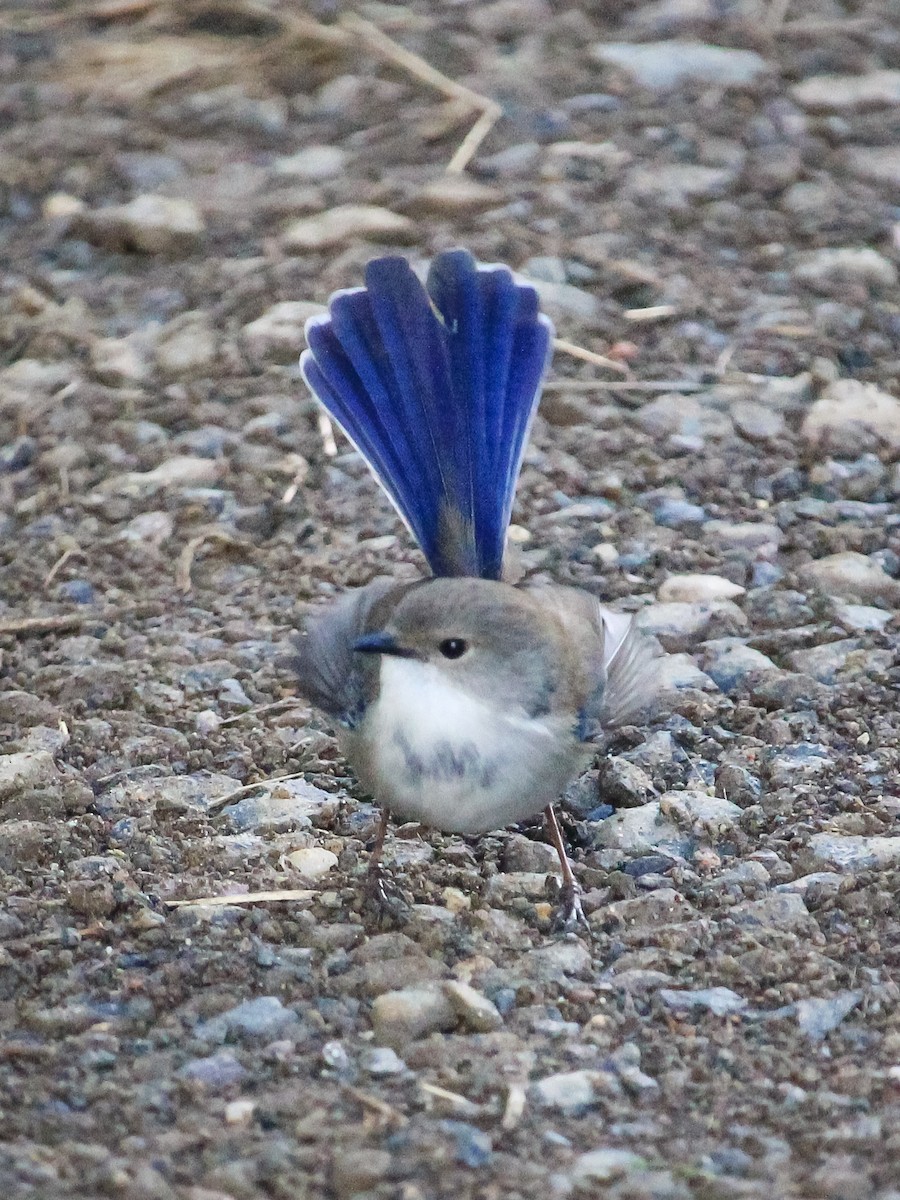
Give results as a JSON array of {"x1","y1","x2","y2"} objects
[{"x1": 438, "y1": 638, "x2": 468, "y2": 659}]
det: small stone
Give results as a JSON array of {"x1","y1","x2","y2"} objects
[
  {"x1": 242, "y1": 300, "x2": 326, "y2": 363},
  {"x1": 90, "y1": 334, "x2": 152, "y2": 386},
  {"x1": 444, "y1": 982, "x2": 503, "y2": 1033},
  {"x1": 732, "y1": 399, "x2": 785, "y2": 442},
  {"x1": 43, "y1": 192, "x2": 85, "y2": 221},
  {"x1": 531, "y1": 1069, "x2": 607, "y2": 1112},
  {"x1": 155, "y1": 312, "x2": 217, "y2": 377},
  {"x1": 58, "y1": 579, "x2": 95, "y2": 605},
  {"x1": 178, "y1": 1051, "x2": 246, "y2": 1089},
  {"x1": 658, "y1": 986, "x2": 748, "y2": 1016},
  {"x1": 285, "y1": 846, "x2": 338, "y2": 880},
  {"x1": 729, "y1": 892, "x2": 814, "y2": 931},
  {"x1": 371, "y1": 984, "x2": 456, "y2": 1048},
  {"x1": 702, "y1": 639, "x2": 779, "y2": 692},
  {"x1": 595, "y1": 791, "x2": 741, "y2": 856},
  {"x1": 634, "y1": 392, "x2": 732, "y2": 439},
  {"x1": 791, "y1": 70, "x2": 900, "y2": 111},
  {"x1": 476, "y1": 141, "x2": 541, "y2": 177},
  {"x1": 714, "y1": 762, "x2": 763, "y2": 807},
  {"x1": 658, "y1": 574, "x2": 745, "y2": 603},
  {"x1": 788, "y1": 639, "x2": 866, "y2": 684},
  {"x1": 652, "y1": 497, "x2": 708, "y2": 528},
  {"x1": 224, "y1": 780, "x2": 334, "y2": 833},
  {"x1": 500, "y1": 834, "x2": 558, "y2": 874},
  {"x1": 410, "y1": 176, "x2": 503, "y2": 214},
  {"x1": 845, "y1": 145, "x2": 900, "y2": 188},
  {"x1": 75, "y1": 194, "x2": 205, "y2": 255},
  {"x1": 808, "y1": 833, "x2": 900, "y2": 873},
  {"x1": 795, "y1": 991, "x2": 863, "y2": 1040},
  {"x1": 273, "y1": 145, "x2": 346, "y2": 180},
  {"x1": 794, "y1": 247, "x2": 897, "y2": 292},
  {"x1": 627, "y1": 162, "x2": 733, "y2": 204},
  {"x1": 519, "y1": 939, "x2": 592, "y2": 981},
  {"x1": 0, "y1": 751, "x2": 61, "y2": 802},
  {"x1": 798, "y1": 552, "x2": 900, "y2": 605},
  {"x1": 283, "y1": 205, "x2": 413, "y2": 252},
  {"x1": 445, "y1": 1121, "x2": 493, "y2": 1169},
  {"x1": 0, "y1": 436, "x2": 37, "y2": 472},
  {"x1": 598, "y1": 757, "x2": 656, "y2": 807},
  {"x1": 801, "y1": 380, "x2": 900, "y2": 453},
  {"x1": 570, "y1": 1148, "x2": 647, "y2": 1188},
  {"x1": 635, "y1": 600, "x2": 747, "y2": 652},
  {"x1": 832, "y1": 602, "x2": 892, "y2": 633},
  {"x1": 361, "y1": 1046, "x2": 407, "y2": 1075},
  {"x1": 597, "y1": 888, "x2": 694, "y2": 930},
  {"x1": 704, "y1": 520, "x2": 782, "y2": 551},
  {"x1": 195, "y1": 997, "x2": 298, "y2": 1043},
  {"x1": 592, "y1": 40, "x2": 768, "y2": 90},
  {"x1": 331, "y1": 1149, "x2": 391, "y2": 1200},
  {"x1": 525, "y1": 278, "x2": 600, "y2": 321}
]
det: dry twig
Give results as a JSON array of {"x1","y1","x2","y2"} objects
[
  {"x1": 165, "y1": 889, "x2": 316, "y2": 909},
  {"x1": 176, "y1": 528, "x2": 246, "y2": 593},
  {"x1": 553, "y1": 337, "x2": 631, "y2": 376}
]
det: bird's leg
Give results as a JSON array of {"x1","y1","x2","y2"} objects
[
  {"x1": 364, "y1": 807, "x2": 408, "y2": 923},
  {"x1": 544, "y1": 804, "x2": 589, "y2": 933}
]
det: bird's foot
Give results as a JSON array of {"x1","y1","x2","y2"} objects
[
  {"x1": 363, "y1": 861, "x2": 410, "y2": 927},
  {"x1": 550, "y1": 879, "x2": 591, "y2": 936}
]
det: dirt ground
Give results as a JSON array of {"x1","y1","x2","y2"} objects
[{"x1": 1, "y1": 1, "x2": 899, "y2": 1197}]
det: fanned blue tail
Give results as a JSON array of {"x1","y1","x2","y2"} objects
[{"x1": 300, "y1": 249, "x2": 554, "y2": 579}]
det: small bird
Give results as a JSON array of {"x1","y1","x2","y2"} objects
[{"x1": 295, "y1": 250, "x2": 658, "y2": 928}]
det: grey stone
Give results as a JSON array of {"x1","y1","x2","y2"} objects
[
  {"x1": 282, "y1": 205, "x2": 413, "y2": 252},
  {"x1": 659, "y1": 986, "x2": 748, "y2": 1016},
  {"x1": 833, "y1": 602, "x2": 892, "y2": 633},
  {"x1": 242, "y1": 300, "x2": 326, "y2": 363},
  {"x1": 795, "y1": 991, "x2": 863, "y2": 1040},
  {"x1": 627, "y1": 163, "x2": 734, "y2": 204},
  {"x1": 371, "y1": 984, "x2": 456, "y2": 1047},
  {"x1": 636, "y1": 600, "x2": 747, "y2": 652},
  {"x1": 794, "y1": 247, "x2": 897, "y2": 292},
  {"x1": 846, "y1": 145, "x2": 900, "y2": 188},
  {"x1": 593, "y1": 40, "x2": 768, "y2": 90},
  {"x1": 801, "y1": 381, "x2": 900, "y2": 454},
  {"x1": 443, "y1": 981, "x2": 503, "y2": 1033},
  {"x1": 223, "y1": 779, "x2": 333, "y2": 832},
  {"x1": 702, "y1": 639, "x2": 778, "y2": 692},
  {"x1": 519, "y1": 940, "x2": 592, "y2": 981},
  {"x1": 195, "y1": 996, "x2": 298, "y2": 1042},
  {"x1": 531, "y1": 1069, "x2": 610, "y2": 1112},
  {"x1": 808, "y1": 833, "x2": 900, "y2": 873},
  {"x1": 273, "y1": 145, "x2": 346, "y2": 180},
  {"x1": 569, "y1": 1148, "x2": 647, "y2": 1188},
  {"x1": 798, "y1": 552, "x2": 900, "y2": 605},
  {"x1": 361, "y1": 1046, "x2": 407, "y2": 1075},
  {"x1": 599, "y1": 757, "x2": 657, "y2": 807},
  {"x1": 658, "y1": 574, "x2": 745, "y2": 603},
  {"x1": 729, "y1": 892, "x2": 814, "y2": 931},
  {"x1": 0, "y1": 751, "x2": 61, "y2": 802},
  {"x1": 178, "y1": 1051, "x2": 246, "y2": 1088},
  {"x1": 75, "y1": 194, "x2": 204, "y2": 255},
  {"x1": 791, "y1": 70, "x2": 900, "y2": 111},
  {"x1": 594, "y1": 791, "x2": 741, "y2": 856}
]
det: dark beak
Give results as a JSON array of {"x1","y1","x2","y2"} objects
[{"x1": 352, "y1": 631, "x2": 414, "y2": 657}]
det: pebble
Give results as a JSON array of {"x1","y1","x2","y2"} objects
[
  {"x1": 242, "y1": 300, "x2": 326, "y2": 364},
  {"x1": 155, "y1": 312, "x2": 217, "y2": 377},
  {"x1": 90, "y1": 334, "x2": 152, "y2": 386},
  {"x1": 798, "y1": 552, "x2": 900, "y2": 605},
  {"x1": 808, "y1": 833, "x2": 900, "y2": 873},
  {"x1": 795, "y1": 991, "x2": 863, "y2": 1040},
  {"x1": 729, "y1": 892, "x2": 813, "y2": 932},
  {"x1": 714, "y1": 762, "x2": 763, "y2": 808},
  {"x1": 598, "y1": 757, "x2": 657, "y2": 807},
  {"x1": 656, "y1": 653, "x2": 717, "y2": 693},
  {"x1": 285, "y1": 847, "x2": 338, "y2": 880},
  {"x1": 476, "y1": 141, "x2": 542, "y2": 178},
  {"x1": 531, "y1": 1069, "x2": 609, "y2": 1113},
  {"x1": 331, "y1": 1149, "x2": 391, "y2": 1199},
  {"x1": 635, "y1": 392, "x2": 732, "y2": 439},
  {"x1": 524, "y1": 278, "x2": 600, "y2": 321},
  {"x1": 732, "y1": 399, "x2": 786, "y2": 442},
  {"x1": 75, "y1": 194, "x2": 205, "y2": 255},
  {"x1": 794, "y1": 247, "x2": 897, "y2": 292},
  {"x1": 595, "y1": 791, "x2": 741, "y2": 856},
  {"x1": 767, "y1": 743, "x2": 833, "y2": 787},
  {"x1": 704, "y1": 520, "x2": 782, "y2": 552},
  {"x1": 627, "y1": 163, "x2": 734, "y2": 204},
  {"x1": 273, "y1": 145, "x2": 346, "y2": 181},
  {"x1": 832, "y1": 602, "x2": 892, "y2": 633},
  {"x1": 635, "y1": 600, "x2": 747, "y2": 652},
  {"x1": 788, "y1": 639, "x2": 866, "y2": 684},
  {"x1": 658, "y1": 574, "x2": 745, "y2": 603},
  {"x1": 845, "y1": 145, "x2": 900, "y2": 189},
  {"x1": 224, "y1": 780, "x2": 334, "y2": 833},
  {"x1": 282, "y1": 205, "x2": 414, "y2": 252},
  {"x1": 659, "y1": 987, "x2": 748, "y2": 1017},
  {"x1": 410, "y1": 176, "x2": 503, "y2": 215},
  {"x1": 443, "y1": 981, "x2": 503, "y2": 1033},
  {"x1": 653, "y1": 498, "x2": 708, "y2": 528},
  {"x1": 791, "y1": 69, "x2": 900, "y2": 111},
  {"x1": 58, "y1": 579, "x2": 95, "y2": 604},
  {"x1": 801, "y1": 380, "x2": 900, "y2": 453},
  {"x1": 520, "y1": 940, "x2": 592, "y2": 981},
  {"x1": 361, "y1": 1046, "x2": 407, "y2": 1075},
  {"x1": 569, "y1": 1148, "x2": 647, "y2": 1188},
  {"x1": 0, "y1": 751, "x2": 61, "y2": 803},
  {"x1": 194, "y1": 996, "x2": 298, "y2": 1043},
  {"x1": 371, "y1": 984, "x2": 456, "y2": 1048},
  {"x1": 178, "y1": 1051, "x2": 246, "y2": 1089},
  {"x1": 592, "y1": 40, "x2": 768, "y2": 90},
  {"x1": 702, "y1": 639, "x2": 779, "y2": 692}
]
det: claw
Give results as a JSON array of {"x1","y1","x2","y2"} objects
[
  {"x1": 550, "y1": 879, "x2": 591, "y2": 936},
  {"x1": 363, "y1": 858, "x2": 410, "y2": 927}
]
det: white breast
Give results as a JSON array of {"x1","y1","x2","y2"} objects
[{"x1": 349, "y1": 657, "x2": 585, "y2": 834}]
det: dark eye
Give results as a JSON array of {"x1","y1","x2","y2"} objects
[{"x1": 438, "y1": 638, "x2": 468, "y2": 659}]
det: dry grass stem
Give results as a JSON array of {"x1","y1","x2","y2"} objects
[{"x1": 553, "y1": 337, "x2": 631, "y2": 376}]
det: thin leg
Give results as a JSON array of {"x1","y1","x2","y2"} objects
[
  {"x1": 364, "y1": 807, "x2": 408, "y2": 923},
  {"x1": 544, "y1": 804, "x2": 588, "y2": 933}
]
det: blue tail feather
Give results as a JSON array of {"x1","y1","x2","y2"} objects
[{"x1": 300, "y1": 249, "x2": 554, "y2": 579}]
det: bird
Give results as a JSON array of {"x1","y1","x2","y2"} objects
[{"x1": 293, "y1": 249, "x2": 659, "y2": 929}]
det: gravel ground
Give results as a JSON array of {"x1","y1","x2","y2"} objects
[{"x1": 1, "y1": 2, "x2": 899, "y2": 1197}]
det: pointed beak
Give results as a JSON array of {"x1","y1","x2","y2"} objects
[{"x1": 352, "y1": 631, "x2": 413, "y2": 657}]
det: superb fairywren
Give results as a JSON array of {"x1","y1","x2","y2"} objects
[{"x1": 295, "y1": 250, "x2": 659, "y2": 928}]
